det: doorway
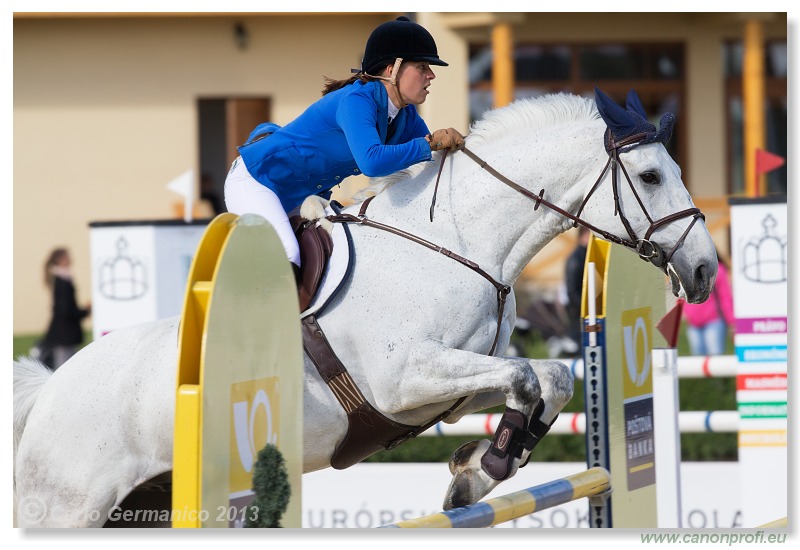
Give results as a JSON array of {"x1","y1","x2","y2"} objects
[{"x1": 198, "y1": 97, "x2": 271, "y2": 215}]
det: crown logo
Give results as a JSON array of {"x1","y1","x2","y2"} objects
[
  {"x1": 98, "y1": 236, "x2": 148, "y2": 300},
  {"x1": 742, "y1": 214, "x2": 787, "y2": 284}
]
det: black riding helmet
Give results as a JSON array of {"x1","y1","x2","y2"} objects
[{"x1": 361, "y1": 16, "x2": 448, "y2": 75}]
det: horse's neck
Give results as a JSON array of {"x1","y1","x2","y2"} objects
[
  {"x1": 448, "y1": 126, "x2": 601, "y2": 282},
  {"x1": 364, "y1": 122, "x2": 602, "y2": 283}
]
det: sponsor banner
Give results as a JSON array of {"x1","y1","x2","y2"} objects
[
  {"x1": 621, "y1": 307, "x2": 654, "y2": 400},
  {"x1": 736, "y1": 373, "x2": 787, "y2": 391},
  {"x1": 735, "y1": 345, "x2": 787, "y2": 363},
  {"x1": 729, "y1": 201, "x2": 787, "y2": 320},
  {"x1": 229, "y1": 376, "x2": 281, "y2": 525},
  {"x1": 736, "y1": 390, "x2": 788, "y2": 404},
  {"x1": 89, "y1": 223, "x2": 206, "y2": 340},
  {"x1": 737, "y1": 401, "x2": 787, "y2": 419},
  {"x1": 729, "y1": 198, "x2": 788, "y2": 527},
  {"x1": 302, "y1": 462, "x2": 744, "y2": 529},
  {"x1": 619, "y1": 307, "x2": 656, "y2": 492},
  {"x1": 738, "y1": 429, "x2": 787, "y2": 447},
  {"x1": 734, "y1": 317, "x2": 787, "y2": 335},
  {"x1": 733, "y1": 362, "x2": 788, "y2": 376},
  {"x1": 734, "y1": 332, "x2": 787, "y2": 347},
  {"x1": 739, "y1": 417, "x2": 787, "y2": 430},
  {"x1": 624, "y1": 396, "x2": 656, "y2": 490}
]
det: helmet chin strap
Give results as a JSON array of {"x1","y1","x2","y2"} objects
[{"x1": 372, "y1": 58, "x2": 407, "y2": 108}]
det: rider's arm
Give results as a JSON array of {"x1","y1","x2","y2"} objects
[{"x1": 336, "y1": 90, "x2": 431, "y2": 177}]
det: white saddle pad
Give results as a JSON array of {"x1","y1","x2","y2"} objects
[{"x1": 299, "y1": 204, "x2": 353, "y2": 319}]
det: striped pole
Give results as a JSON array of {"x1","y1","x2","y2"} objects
[
  {"x1": 382, "y1": 467, "x2": 610, "y2": 528},
  {"x1": 420, "y1": 410, "x2": 739, "y2": 437},
  {"x1": 568, "y1": 355, "x2": 737, "y2": 380}
]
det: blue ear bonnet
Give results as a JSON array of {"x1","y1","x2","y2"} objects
[{"x1": 594, "y1": 87, "x2": 674, "y2": 152}]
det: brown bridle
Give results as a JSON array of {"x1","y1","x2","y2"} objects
[
  {"x1": 326, "y1": 131, "x2": 705, "y2": 357},
  {"x1": 434, "y1": 132, "x2": 705, "y2": 272}
]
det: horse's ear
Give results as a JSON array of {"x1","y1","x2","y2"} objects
[
  {"x1": 594, "y1": 87, "x2": 636, "y2": 138},
  {"x1": 625, "y1": 89, "x2": 648, "y2": 119}
]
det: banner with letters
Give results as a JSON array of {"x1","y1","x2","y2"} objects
[{"x1": 728, "y1": 196, "x2": 787, "y2": 527}]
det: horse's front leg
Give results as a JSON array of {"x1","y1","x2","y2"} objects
[{"x1": 370, "y1": 342, "x2": 573, "y2": 509}]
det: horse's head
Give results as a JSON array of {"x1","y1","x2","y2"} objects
[{"x1": 581, "y1": 88, "x2": 718, "y2": 304}]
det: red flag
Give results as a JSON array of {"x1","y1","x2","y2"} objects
[
  {"x1": 756, "y1": 149, "x2": 785, "y2": 176},
  {"x1": 656, "y1": 301, "x2": 684, "y2": 349}
]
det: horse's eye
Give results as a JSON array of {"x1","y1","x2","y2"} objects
[{"x1": 641, "y1": 172, "x2": 661, "y2": 185}]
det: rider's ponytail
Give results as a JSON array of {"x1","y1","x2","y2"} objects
[{"x1": 321, "y1": 72, "x2": 377, "y2": 96}]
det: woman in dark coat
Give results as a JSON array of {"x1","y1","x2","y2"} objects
[{"x1": 40, "y1": 248, "x2": 91, "y2": 370}]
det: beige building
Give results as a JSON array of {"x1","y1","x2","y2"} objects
[{"x1": 13, "y1": 12, "x2": 787, "y2": 336}]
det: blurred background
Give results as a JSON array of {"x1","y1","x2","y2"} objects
[{"x1": 13, "y1": 11, "x2": 787, "y2": 339}]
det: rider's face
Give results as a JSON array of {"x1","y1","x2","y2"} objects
[{"x1": 396, "y1": 61, "x2": 436, "y2": 105}]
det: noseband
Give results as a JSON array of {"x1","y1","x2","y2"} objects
[{"x1": 439, "y1": 133, "x2": 705, "y2": 271}]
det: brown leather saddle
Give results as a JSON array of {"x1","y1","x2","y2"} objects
[{"x1": 289, "y1": 215, "x2": 333, "y2": 312}]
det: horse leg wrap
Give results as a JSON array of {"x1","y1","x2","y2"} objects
[
  {"x1": 480, "y1": 406, "x2": 538, "y2": 481},
  {"x1": 519, "y1": 399, "x2": 558, "y2": 468}
]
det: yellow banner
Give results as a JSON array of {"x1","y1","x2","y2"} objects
[
  {"x1": 229, "y1": 377, "x2": 281, "y2": 494},
  {"x1": 621, "y1": 307, "x2": 653, "y2": 399},
  {"x1": 738, "y1": 430, "x2": 787, "y2": 447}
]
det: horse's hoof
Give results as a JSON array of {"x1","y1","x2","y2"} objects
[
  {"x1": 443, "y1": 469, "x2": 475, "y2": 510},
  {"x1": 443, "y1": 439, "x2": 495, "y2": 510},
  {"x1": 448, "y1": 439, "x2": 481, "y2": 475}
]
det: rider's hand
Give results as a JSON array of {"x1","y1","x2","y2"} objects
[
  {"x1": 300, "y1": 196, "x2": 333, "y2": 235},
  {"x1": 426, "y1": 128, "x2": 465, "y2": 152}
]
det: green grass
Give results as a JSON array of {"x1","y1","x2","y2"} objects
[
  {"x1": 12, "y1": 332, "x2": 92, "y2": 361},
  {"x1": 13, "y1": 333, "x2": 41, "y2": 360}
]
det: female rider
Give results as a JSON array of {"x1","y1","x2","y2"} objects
[{"x1": 224, "y1": 16, "x2": 465, "y2": 268}]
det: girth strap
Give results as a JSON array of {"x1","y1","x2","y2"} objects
[{"x1": 301, "y1": 314, "x2": 468, "y2": 469}]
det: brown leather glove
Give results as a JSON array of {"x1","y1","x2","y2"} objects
[{"x1": 426, "y1": 128, "x2": 465, "y2": 152}]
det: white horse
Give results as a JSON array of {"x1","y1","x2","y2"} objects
[{"x1": 14, "y1": 90, "x2": 717, "y2": 527}]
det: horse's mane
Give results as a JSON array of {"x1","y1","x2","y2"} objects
[
  {"x1": 354, "y1": 93, "x2": 599, "y2": 201},
  {"x1": 467, "y1": 93, "x2": 599, "y2": 145}
]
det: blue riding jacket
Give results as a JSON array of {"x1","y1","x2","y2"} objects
[{"x1": 238, "y1": 80, "x2": 433, "y2": 212}]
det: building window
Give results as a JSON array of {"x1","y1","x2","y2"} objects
[
  {"x1": 469, "y1": 42, "x2": 686, "y2": 184},
  {"x1": 724, "y1": 40, "x2": 787, "y2": 195}
]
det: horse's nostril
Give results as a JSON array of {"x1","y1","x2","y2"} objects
[
  {"x1": 694, "y1": 263, "x2": 710, "y2": 297},
  {"x1": 695, "y1": 264, "x2": 707, "y2": 284}
]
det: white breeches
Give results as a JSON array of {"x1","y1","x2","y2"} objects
[{"x1": 224, "y1": 156, "x2": 301, "y2": 266}]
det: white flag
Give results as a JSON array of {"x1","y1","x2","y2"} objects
[{"x1": 166, "y1": 169, "x2": 194, "y2": 223}]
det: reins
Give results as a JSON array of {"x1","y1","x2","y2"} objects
[
  {"x1": 434, "y1": 135, "x2": 704, "y2": 271},
  {"x1": 327, "y1": 197, "x2": 511, "y2": 358}
]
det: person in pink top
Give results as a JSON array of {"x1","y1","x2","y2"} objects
[{"x1": 682, "y1": 257, "x2": 734, "y2": 355}]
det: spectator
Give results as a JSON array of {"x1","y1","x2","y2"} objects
[
  {"x1": 38, "y1": 248, "x2": 91, "y2": 370},
  {"x1": 682, "y1": 256, "x2": 734, "y2": 356}
]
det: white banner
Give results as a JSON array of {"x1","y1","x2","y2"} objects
[{"x1": 301, "y1": 462, "x2": 741, "y2": 529}]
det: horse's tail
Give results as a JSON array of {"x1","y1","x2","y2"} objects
[{"x1": 13, "y1": 357, "x2": 53, "y2": 459}]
